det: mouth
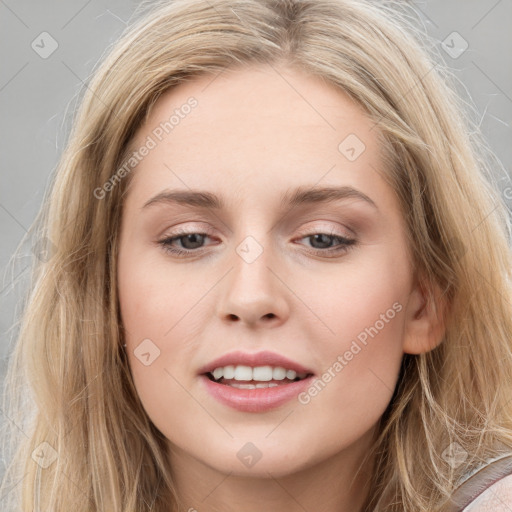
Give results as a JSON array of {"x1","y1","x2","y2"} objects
[
  {"x1": 203, "y1": 365, "x2": 315, "y2": 389},
  {"x1": 200, "y1": 367, "x2": 316, "y2": 412},
  {"x1": 197, "y1": 352, "x2": 316, "y2": 411}
]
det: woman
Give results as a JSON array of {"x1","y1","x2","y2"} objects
[{"x1": 2, "y1": 0, "x2": 512, "y2": 510}]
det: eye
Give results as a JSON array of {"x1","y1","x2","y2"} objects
[
  {"x1": 158, "y1": 228, "x2": 217, "y2": 256},
  {"x1": 157, "y1": 228, "x2": 357, "y2": 258},
  {"x1": 294, "y1": 231, "x2": 357, "y2": 256}
]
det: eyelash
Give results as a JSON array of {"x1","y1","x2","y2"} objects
[{"x1": 157, "y1": 227, "x2": 357, "y2": 258}]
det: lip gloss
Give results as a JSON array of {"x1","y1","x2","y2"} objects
[{"x1": 200, "y1": 374, "x2": 315, "y2": 412}]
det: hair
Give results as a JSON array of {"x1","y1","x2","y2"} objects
[{"x1": 2, "y1": 0, "x2": 512, "y2": 510}]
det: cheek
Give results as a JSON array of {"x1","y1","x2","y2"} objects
[
  {"x1": 293, "y1": 261, "x2": 407, "y2": 439},
  {"x1": 118, "y1": 244, "x2": 203, "y2": 342},
  {"x1": 117, "y1": 248, "x2": 212, "y2": 423}
]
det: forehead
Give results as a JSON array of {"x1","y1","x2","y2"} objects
[{"x1": 123, "y1": 63, "x2": 393, "y2": 213}]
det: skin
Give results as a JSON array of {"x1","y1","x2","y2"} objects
[
  {"x1": 465, "y1": 474, "x2": 512, "y2": 511},
  {"x1": 117, "y1": 63, "x2": 445, "y2": 512}
]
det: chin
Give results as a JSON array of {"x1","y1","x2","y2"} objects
[{"x1": 190, "y1": 438, "x2": 317, "y2": 478}]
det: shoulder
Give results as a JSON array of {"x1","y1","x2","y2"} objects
[{"x1": 463, "y1": 473, "x2": 512, "y2": 511}]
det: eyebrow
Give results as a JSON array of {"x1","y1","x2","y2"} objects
[{"x1": 141, "y1": 185, "x2": 378, "y2": 211}]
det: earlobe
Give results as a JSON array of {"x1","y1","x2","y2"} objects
[{"x1": 402, "y1": 275, "x2": 447, "y2": 355}]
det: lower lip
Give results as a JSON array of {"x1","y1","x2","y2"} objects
[{"x1": 199, "y1": 374, "x2": 315, "y2": 413}]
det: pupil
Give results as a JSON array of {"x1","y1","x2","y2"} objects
[
  {"x1": 182, "y1": 233, "x2": 204, "y2": 249},
  {"x1": 311, "y1": 234, "x2": 332, "y2": 249}
]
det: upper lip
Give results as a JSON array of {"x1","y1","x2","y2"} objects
[{"x1": 198, "y1": 350, "x2": 315, "y2": 376}]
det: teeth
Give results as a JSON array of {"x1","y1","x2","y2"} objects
[
  {"x1": 209, "y1": 365, "x2": 308, "y2": 381},
  {"x1": 272, "y1": 367, "x2": 287, "y2": 380},
  {"x1": 253, "y1": 365, "x2": 273, "y2": 381},
  {"x1": 223, "y1": 365, "x2": 235, "y2": 379},
  {"x1": 234, "y1": 365, "x2": 253, "y2": 381},
  {"x1": 228, "y1": 382, "x2": 280, "y2": 389},
  {"x1": 286, "y1": 369, "x2": 297, "y2": 380},
  {"x1": 212, "y1": 367, "x2": 224, "y2": 380}
]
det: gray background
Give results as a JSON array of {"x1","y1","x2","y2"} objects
[{"x1": 1, "y1": 0, "x2": 511, "y2": 490}]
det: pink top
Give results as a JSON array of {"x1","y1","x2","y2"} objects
[{"x1": 444, "y1": 454, "x2": 512, "y2": 511}]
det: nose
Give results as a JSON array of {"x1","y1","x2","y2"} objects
[{"x1": 216, "y1": 238, "x2": 290, "y2": 328}]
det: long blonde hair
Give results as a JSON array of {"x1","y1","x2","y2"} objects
[{"x1": 2, "y1": 0, "x2": 512, "y2": 510}]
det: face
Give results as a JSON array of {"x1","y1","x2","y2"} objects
[{"x1": 117, "y1": 63, "x2": 426, "y2": 480}]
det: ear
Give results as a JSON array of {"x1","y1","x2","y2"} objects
[{"x1": 402, "y1": 273, "x2": 447, "y2": 355}]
